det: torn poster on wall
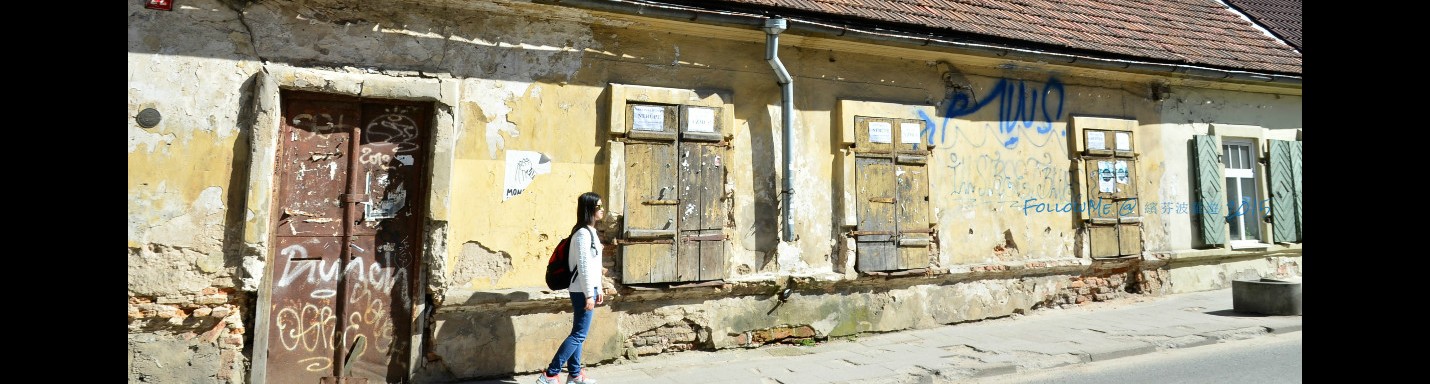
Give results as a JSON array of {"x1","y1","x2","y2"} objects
[{"x1": 504, "y1": 150, "x2": 552, "y2": 201}]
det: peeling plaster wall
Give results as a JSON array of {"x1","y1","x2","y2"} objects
[
  {"x1": 130, "y1": 0, "x2": 261, "y2": 381},
  {"x1": 130, "y1": 0, "x2": 1301, "y2": 382},
  {"x1": 1166, "y1": 256, "x2": 1303, "y2": 294},
  {"x1": 433, "y1": 276, "x2": 1091, "y2": 379}
]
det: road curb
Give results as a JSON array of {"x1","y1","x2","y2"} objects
[
  {"x1": 1266, "y1": 324, "x2": 1302, "y2": 334},
  {"x1": 1086, "y1": 344, "x2": 1158, "y2": 362}
]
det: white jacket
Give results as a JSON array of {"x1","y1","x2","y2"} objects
[{"x1": 567, "y1": 226, "x2": 603, "y2": 298}]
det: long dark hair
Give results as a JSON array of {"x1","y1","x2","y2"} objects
[{"x1": 571, "y1": 192, "x2": 602, "y2": 237}]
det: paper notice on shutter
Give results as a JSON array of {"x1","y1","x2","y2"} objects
[
  {"x1": 632, "y1": 105, "x2": 665, "y2": 131},
  {"x1": 1115, "y1": 160, "x2": 1129, "y2": 184},
  {"x1": 1098, "y1": 161, "x2": 1115, "y2": 193},
  {"x1": 1115, "y1": 132, "x2": 1131, "y2": 151},
  {"x1": 900, "y1": 122, "x2": 923, "y2": 144},
  {"x1": 687, "y1": 107, "x2": 715, "y2": 133},
  {"x1": 1087, "y1": 131, "x2": 1106, "y2": 150},
  {"x1": 869, "y1": 121, "x2": 892, "y2": 143}
]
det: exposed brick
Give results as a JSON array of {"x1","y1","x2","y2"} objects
[
  {"x1": 733, "y1": 333, "x2": 748, "y2": 346},
  {"x1": 211, "y1": 306, "x2": 232, "y2": 318},
  {"x1": 771, "y1": 327, "x2": 792, "y2": 340},
  {"x1": 224, "y1": 334, "x2": 245, "y2": 347},
  {"x1": 1076, "y1": 295, "x2": 1089, "y2": 304},
  {"x1": 1069, "y1": 280, "x2": 1085, "y2": 288},
  {"x1": 202, "y1": 287, "x2": 219, "y2": 295},
  {"x1": 752, "y1": 330, "x2": 771, "y2": 343},
  {"x1": 193, "y1": 307, "x2": 213, "y2": 317},
  {"x1": 202, "y1": 320, "x2": 228, "y2": 344},
  {"x1": 219, "y1": 350, "x2": 234, "y2": 379},
  {"x1": 792, "y1": 326, "x2": 815, "y2": 338},
  {"x1": 153, "y1": 305, "x2": 179, "y2": 319},
  {"x1": 198, "y1": 294, "x2": 230, "y2": 305}
]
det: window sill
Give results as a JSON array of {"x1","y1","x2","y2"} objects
[{"x1": 1230, "y1": 241, "x2": 1273, "y2": 250}]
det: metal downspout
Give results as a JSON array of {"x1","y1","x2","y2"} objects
[{"x1": 764, "y1": 17, "x2": 795, "y2": 243}]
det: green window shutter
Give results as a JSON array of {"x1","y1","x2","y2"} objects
[
  {"x1": 1292, "y1": 141, "x2": 1302, "y2": 241},
  {"x1": 1193, "y1": 135, "x2": 1226, "y2": 245},
  {"x1": 1269, "y1": 139, "x2": 1300, "y2": 243}
]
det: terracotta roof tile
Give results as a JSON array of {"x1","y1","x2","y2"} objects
[{"x1": 706, "y1": 0, "x2": 1300, "y2": 74}]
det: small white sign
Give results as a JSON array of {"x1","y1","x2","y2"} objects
[
  {"x1": 900, "y1": 122, "x2": 923, "y2": 144},
  {"x1": 687, "y1": 107, "x2": 716, "y2": 133},
  {"x1": 632, "y1": 105, "x2": 665, "y2": 132},
  {"x1": 1115, "y1": 132, "x2": 1131, "y2": 151},
  {"x1": 869, "y1": 122, "x2": 892, "y2": 144},
  {"x1": 1087, "y1": 131, "x2": 1106, "y2": 150},
  {"x1": 1115, "y1": 160, "x2": 1129, "y2": 184}
]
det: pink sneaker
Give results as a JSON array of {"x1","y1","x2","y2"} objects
[
  {"x1": 534, "y1": 372, "x2": 561, "y2": 384},
  {"x1": 567, "y1": 372, "x2": 597, "y2": 384}
]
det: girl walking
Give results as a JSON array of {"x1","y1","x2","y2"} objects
[{"x1": 537, "y1": 192, "x2": 605, "y2": 384}]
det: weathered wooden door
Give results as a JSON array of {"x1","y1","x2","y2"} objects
[
  {"x1": 267, "y1": 90, "x2": 429, "y2": 383},
  {"x1": 1083, "y1": 129, "x2": 1141, "y2": 258},
  {"x1": 853, "y1": 117, "x2": 932, "y2": 272}
]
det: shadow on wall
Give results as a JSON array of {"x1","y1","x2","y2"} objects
[
  {"x1": 226, "y1": 72, "x2": 261, "y2": 361},
  {"x1": 420, "y1": 294, "x2": 520, "y2": 382},
  {"x1": 735, "y1": 88, "x2": 779, "y2": 269}
]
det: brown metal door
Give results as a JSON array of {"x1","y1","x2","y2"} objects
[{"x1": 268, "y1": 91, "x2": 429, "y2": 383}]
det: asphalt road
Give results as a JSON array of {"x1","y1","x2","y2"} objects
[{"x1": 965, "y1": 331, "x2": 1303, "y2": 384}]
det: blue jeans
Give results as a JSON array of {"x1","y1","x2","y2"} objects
[{"x1": 546, "y1": 292, "x2": 596, "y2": 376}]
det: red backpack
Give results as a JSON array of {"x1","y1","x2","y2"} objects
[{"x1": 544, "y1": 235, "x2": 578, "y2": 290}]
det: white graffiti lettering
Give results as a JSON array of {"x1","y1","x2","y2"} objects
[{"x1": 275, "y1": 302, "x2": 337, "y2": 352}]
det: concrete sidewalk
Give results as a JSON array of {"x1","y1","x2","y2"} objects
[{"x1": 453, "y1": 287, "x2": 1302, "y2": 384}]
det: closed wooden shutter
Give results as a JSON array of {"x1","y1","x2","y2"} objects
[
  {"x1": 677, "y1": 142, "x2": 726, "y2": 281},
  {"x1": 895, "y1": 155, "x2": 931, "y2": 269},
  {"x1": 1193, "y1": 135, "x2": 1226, "y2": 245},
  {"x1": 856, "y1": 156, "x2": 897, "y2": 271},
  {"x1": 622, "y1": 104, "x2": 679, "y2": 283},
  {"x1": 1269, "y1": 139, "x2": 1302, "y2": 243}
]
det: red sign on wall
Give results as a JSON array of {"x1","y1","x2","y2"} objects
[{"x1": 145, "y1": 0, "x2": 173, "y2": 11}]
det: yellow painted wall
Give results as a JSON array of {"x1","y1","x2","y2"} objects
[{"x1": 129, "y1": 0, "x2": 1302, "y2": 298}]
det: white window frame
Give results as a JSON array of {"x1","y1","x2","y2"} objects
[{"x1": 1222, "y1": 138, "x2": 1263, "y2": 246}]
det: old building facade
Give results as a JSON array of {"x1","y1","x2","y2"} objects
[{"x1": 128, "y1": 0, "x2": 1302, "y2": 382}]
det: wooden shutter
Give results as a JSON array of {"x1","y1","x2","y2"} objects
[
  {"x1": 1269, "y1": 139, "x2": 1301, "y2": 243},
  {"x1": 1292, "y1": 141, "x2": 1302, "y2": 240},
  {"x1": 895, "y1": 156, "x2": 931, "y2": 269},
  {"x1": 853, "y1": 117, "x2": 896, "y2": 272},
  {"x1": 677, "y1": 142, "x2": 726, "y2": 281},
  {"x1": 622, "y1": 104, "x2": 679, "y2": 284},
  {"x1": 1193, "y1": 135, "x2": 1226, "y2": 245}
]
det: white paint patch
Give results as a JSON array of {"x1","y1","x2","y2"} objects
[
  {"x1": 396, "y1": 155, "x2": 414, "y2": 166},
  {"x1": 328, "y1": 161, "x2": 338, "y2": 180},
  {"x1": 128, "y1": 53, "x2": 250, "y2": 140},
  {"x1": 775, "y1": 241, "x2": 814, "y2": 274},
  {"x1": 474, "y1": 80, "x2": 530, "y2": 159},
  {"x1": 241, "y1": 256, "x2": 266, "y2": 292},
  {"x1": 128, "y1": 124, "x2": 175, "y2": 154},
  {"x1": 128, "y1": 184, "x2": 226, "y2": 250}
]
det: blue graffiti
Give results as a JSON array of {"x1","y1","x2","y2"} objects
[{"x1": 918, "y1": 77, "x2": 1067, "y2": 149}]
